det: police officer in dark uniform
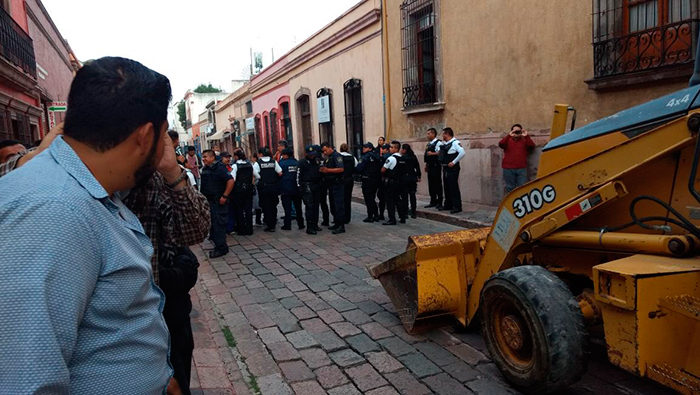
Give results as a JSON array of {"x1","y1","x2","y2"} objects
[
  {"x1": 254, "y1": 147, "x2": 283, "y2": 232},
  {"x1": 200, "y1": 149, "x2": 234, "y2": 258},
  {"x1": 356, "y1": 142, "x2": 382, "y2": 222},
  {"x1": 339, "y1": 143, "x2": 357, "y2": 224},
  {"x1": 231, "y1": 150, "x2": 255, "y2": 236},
  {"x1": 439, "y1": 127, "x2": 465, "y2": 213},
  {"x1": 376, "y1": 143, "x2": 391, "y2": 221},
  {"x1": 381, "y1": 141, "x2": 408, "y2": 225},
  {"x1": 298, "y1": 145, "x2": 323, "y2": 235},
  {"x1": 320, "y1": 142, "x2": 346, "y2": 234},
  {"x1": 424, "y1": 127, "x2": 443, "y2": 209},
  {"x1": 279, "y1": 148, "x2": 305, "y2": 231}
]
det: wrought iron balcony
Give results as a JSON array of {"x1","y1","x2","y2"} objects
[
  {"x1": 593, "y1": 20, "x2": 699, "y2": 79},
  {"x1": 0, "y1": 7, "x2": 36, "y2": 79}
]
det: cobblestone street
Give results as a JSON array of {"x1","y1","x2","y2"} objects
[{"x1": 189, "y1": 202, "x2": 672, "y2": 395}]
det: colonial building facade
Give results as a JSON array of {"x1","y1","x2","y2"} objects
[{"x1": 382, "y1": 0, "x2": 694, "y2": 205}]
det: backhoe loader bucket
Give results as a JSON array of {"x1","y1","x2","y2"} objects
[{"x1": 368, "y1": 228, "x2": 491, "y2": 333}]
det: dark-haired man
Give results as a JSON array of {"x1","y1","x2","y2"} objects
[
  {"x1": 0, "y1": 140, "x2": 25, "y2": 163},
  {"x1": 231, "y1": 150, "x2": 256, "y2": 236},
  {"x1": 320, "y1": 142, "x2": 345, "y2": 234},
  {"x1": 185, "y1": 145, "x2": 202, "y2": 184},
  {"x1": 254, "y1": 146, "x2": 282, "y2": 232},
  {"x1": 279, "y1": 148, "x2": 304, "y2": 231},
  {"x1": 376, "y1": 143, "x2": 391, "y2": 221},
  {"x1": 0, "y1": 57, "x2": 180, "y2": 394},
  {"x1": 381, "y1": 141, "x2": 408, "y2": 225},
  {"x1": 499, "y1": 123, "x2": 535, "y2": 193},
  {"x1": 201, "y1": 149, "x2": 234, "y2": 258},
  {"x1": 298, "y1": 145, "x2": 323, "y2": 235},
  {"x1": 439, "y1": 127, "x2": 465, "y2": 213},
  {"x1": 424, "y1": 128, "x2": 443, "y2": 208},
  {"x1": 356, "y1": 142, "x2": 381, "y2": 222},
  {"x1": 168, "y1": 130, "x2": 185, "y2": 166}
]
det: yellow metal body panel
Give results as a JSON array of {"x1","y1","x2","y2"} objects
[
  {"x1": 593, "y1": 255, "x2": 700, "y2": 384},
  {"x1": 537, "y1": 131, "x2": 629, "y2": 177},
  {"x1": 469, "y1": 112, "x2": 697, "y2": 322},
  {"x1": 549, "y1": 104, "x2": 570, "y2": 142}
]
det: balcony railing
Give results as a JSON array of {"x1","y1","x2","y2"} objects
[
  {"x1": 0, "y1": 7, "x2": 36, "y2": 79},
  {"x1": 593, "y1": 20, "x2": 699, "y2": 79},
  {"x1": 402, "y1": 81, "x2": 436, "y2": 108}
]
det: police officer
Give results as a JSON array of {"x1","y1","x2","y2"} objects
[
  {"x1": 439, "y1": 127, "x2": 465, "y2": 213},
  {"x1": 200, "y1": 149, "x2": 234, "y2": 258},
  {"x1": 298, "y1": 145, "x2": 323, "y2": 235},
  {"x1": 231, "y1": 150, "x2": 256, "y2": 236},
  {"x1": 424, "y1": 128, "x2": 443, "y2": 209},
  {"x1": 339, "y1": 143, "x2": 358, "y2": 224},
  {"x1": 279, "y1": 148, "x2": 305, "y2": 231},
  {"x1": 320, "y1": 142, "x2": 346, "y2": 234},
  {"x1": 356, "y1": 142, "x2": 381, "y2": 222},
  {"x1": 376, "y1": 143, "x2": 391, "y2": 221},
  {"x1": 253, "y1": 147, "x2": 282, "y2": 232},
  {"x1": 381, "y1": 141, "x2": 408, "y2": 225}
]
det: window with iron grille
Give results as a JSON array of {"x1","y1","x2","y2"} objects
[
  {"x1": 592, "y1": 0, "x2": 700, "y2": 79},
  {"x1": 401, "y1": 0, "x2": 439, "y2": 108},
  {"x1": 317, "y1": 88, "x2": 334, "y2": 146},
  {"x1": 281, "y1": 102, "x2": 293, "y2": 149},
  {"x1": 269, "y1": 109, "x2": 279, "y2": 149},
  {"x1": 344, "y1": 79, "x2": 364, "y2": 159},
  {"x1": 245, "y1": 100, "x2": 253, "y2": 115}
]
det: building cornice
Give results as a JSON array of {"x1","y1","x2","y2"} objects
[
  {"x1": 26, "y1": 2, "x2": 74, "y2": 70},
  {"x1": 250, "y1": 8, "x2": 381, "y2": 93}
]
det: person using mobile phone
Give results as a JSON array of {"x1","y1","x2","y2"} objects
[{"x1": 499, "y1": 123, "x2": 535, "y2": 193}]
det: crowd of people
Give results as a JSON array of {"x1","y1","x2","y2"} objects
[{"x1": 0, "y1": 56, "x2": 536, "y2": 394}]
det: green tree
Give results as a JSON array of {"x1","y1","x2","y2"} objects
[
  {"x1": 193, "y1": 83, "x2": 222, "y2": 93},
  {"x1": 177, "y1": 101, "x2": 187, "y2": 129}
]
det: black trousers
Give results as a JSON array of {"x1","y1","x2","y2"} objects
[
  {"x1": 402, "y1": 180, "x2": 417, "y2": 214},
  {"x1": 259, "y1": 185, "x2": 279, "y2": 229},
  {"x1": 361, "y1": 178, "x2": 379, "y2": 219},
  {"x1": 377, "y1": 180, "x2": 386, "y2": 218},
  {"x1": 233, "y1": 190, "x2": 253, "y2": 235},
  {"x1": 282, "y1": 193, "x2": 304, "y2": 228},
  {"x1": 166, "y1": 318, "x2": 193, "y2": 395},
  {"x1": 426, "y1": 165, "x2": 443, "y2": 206},
  {"x1": 320, "y1": 181, "x2": 331, "y2": 224},
  {"x1": 301, "y1": 183, "x2": 320, "y2": 228},
  {"x1": 208, "y1": 199, "x2": 228, "y2": 254},
  {"x1": 384, "y1": 179, "x2": 407, "y2": 221},
  {"x1": 343, "y1": 178, "x2": 354, "y2": 224},
  {"x1": 443, "y1": 166, "x2": 462, "y2": 211},
  {"x1": 329, "y1": 181, "x2": 345, "y2": 225}
]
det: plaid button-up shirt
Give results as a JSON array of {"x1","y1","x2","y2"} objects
[{"x1": 0, "y1": 151, "x2": 210, "y2": 285}]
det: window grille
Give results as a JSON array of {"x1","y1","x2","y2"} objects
[{"x1": 401, "y1": 0, "x2": 438, "y2": 107}]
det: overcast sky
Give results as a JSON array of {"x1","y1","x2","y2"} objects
[{"x1": 42, "y1": 0, "x2": 360, "y2": 102}]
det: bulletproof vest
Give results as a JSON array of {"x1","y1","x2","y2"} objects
[
  {"x1": 362, "y1": 152, "x2": 382, "y2": 178},
  {"x1": 324, "y1": 152, "x2": 343, "y2": 182},
  {"x1": 258, "y1": 157, "x2": 278, "y2": 185},
  {"x1": 424, "y1": 140, "x2": 440, "y2": 165},
  {"x1": 200, "y1": 161, "x2": 226, "y2": 199},
  {"x1": 389, "y1": 154, "x2": 407, "y2": 180},
  {"x1": 341, "y1": 154, "x2": 355, "y2": 180},
  {"x1": 439, "y1": 140, "x2": 458, "y2": 165},
  {"x1": 233, "y1": 161, "x2": 253, "y2": 193},
  {"x1": 299, "y1": 157, "x2": 321, "y2": 183}
]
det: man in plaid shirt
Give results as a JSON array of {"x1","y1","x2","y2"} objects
[{"x1": 0, "y1": 124, "x2": 210, "y2": 394}]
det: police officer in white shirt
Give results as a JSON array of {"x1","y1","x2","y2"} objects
[
  {"x1": 438, "y1": 127, "x2": 465, "y2": 213},
  {"x1": 381, "y1": 141, "x2": 408, "y2": 224}
]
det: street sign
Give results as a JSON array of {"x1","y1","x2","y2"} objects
[
  {"x1": 48, "y1": 101, "x2": 67, "y2": 112},
  {"x1": 317, "y1": 95, "x2": 330, "y2": 123}
]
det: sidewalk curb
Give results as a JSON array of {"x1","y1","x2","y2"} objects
[{"x1": 351, "y1": 196, "x2": 491, "y2": 229}]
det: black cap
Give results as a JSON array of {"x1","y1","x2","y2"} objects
[
  {"x1": 220, "y1": 151, "x2": 231, "y2": 157},
  {"x1": 282, "y1": 147, "x2": 293, "y2": 156},
  {"x1": 382, "y1": 144, "x2": 390, "y2": 150},
  {"x1": 305, "y1": 144, "x2": 316, "y2": 153},
  {"x1": 363, "y1": 142, "x2": 374, "y2": 149}
]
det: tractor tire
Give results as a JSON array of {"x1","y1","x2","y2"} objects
[{"x1": 480, "y1": 265, "x2": 587, "y2": 394}]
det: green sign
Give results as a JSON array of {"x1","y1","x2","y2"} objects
[{"x1": 48, "y1": 106, "x2": 67, "y2": 112}]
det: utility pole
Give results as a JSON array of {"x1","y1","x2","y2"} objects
[{"x1": 271, "y1": 48, "x2": 275, "y2": 63}]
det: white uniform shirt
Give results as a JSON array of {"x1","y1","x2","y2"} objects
[
  {"x1": 339, "y1": 151, "x2": 359, "y2": 166},
  {"x1": 442, "y1": 138, "x2": 465, "y2": 164},
  {"x1": 383, "y1": 153, "x2": 402, "y2": 170},
  {"x1": 252, "y1": 156, "x2": 282, "y2": 178},
  {"x1": 231, "y1": 159, "x2": 259, "y2": 181}
]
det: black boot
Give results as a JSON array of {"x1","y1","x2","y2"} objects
[{"x1": 332, "y1": 224, "x2": 345, "y2": 234}]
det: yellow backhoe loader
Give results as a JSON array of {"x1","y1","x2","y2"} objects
[{"x1": 369, "y1": 55, "x2": 700, "y2": 395}]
